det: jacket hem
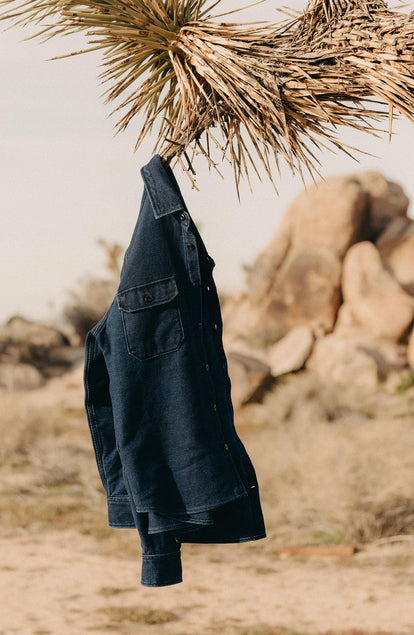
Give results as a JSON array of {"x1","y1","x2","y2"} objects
[
  {"x1": 135, "y1": 487, "x2": 248, "y2": 519},
  {"x1": 141, "y1": 577, "x2": 182, "y2": 588},
  {"x1": 107, "y1": 497, "x2": 135, "y2": 528},
  {"x1": 180, "y1": 531, "x2": 267, "y2": 545}
]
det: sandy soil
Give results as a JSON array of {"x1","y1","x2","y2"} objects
[
  {"x1": 1, "y1": 528, "x2": 414, "y2": 634},
  {"x1": 1, "y1": 366, "x2": 414, "y2": 635}
]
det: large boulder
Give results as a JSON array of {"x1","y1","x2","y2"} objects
[
  {"x1": 247, "y1": 174, "x2": 367, "y2": 302},
  {"x1": 222, "y1": 293, "x2": 270, "y2": 350},
  {"x1": 225, "y1": 248, "x2": 342, "y2": 349},
  {"x1": 306, "y1": 334, "x2": 379, "y2": 388},
  {"x1": 247, "y1": 214, "x2": 292, "y2": 299},
  {"x1": 342, "y1": 241, "x2": 414, "y2": 341},
  {"x1": 227, "y1": 352, "x2": 272, "y2": 409},
  {"x1": 0, "y1": 316, "x2": 69, "y2": 349},
  {"x1": 0, "y1": 316, "x2": 70, "y2": 374},
  {"x1": 263, "y1": 247, "x2": 342, "y2": 342},
  {"x1": 333, "y1": 302, "x2": 365, "y2": 336},
  {"x1": 307, "y1": 330, "x2": 407, "y2": 386},
  {"x1": 376, "y1": 217, "x2": 414, "y2": 296},
  {"x1": 353, "y1": 171, "x2": 409, "y2": 236},
  {"x1": 267, "y1": 325, "x2": 314, "y2": 377},
  {"x1": 289, "y1": 175, "x2": 368, "y2": 260},
  {"x1": 222, "y1": 171, "x2": 412, "y2": 381}
]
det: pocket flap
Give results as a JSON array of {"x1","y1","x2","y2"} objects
[{"x1": 117, "y1": 276, "x2": 178, "y2": 312}]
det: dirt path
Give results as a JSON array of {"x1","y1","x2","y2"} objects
[{"x1": 1, "y1": 528, "x2": 414, "y2": 634}]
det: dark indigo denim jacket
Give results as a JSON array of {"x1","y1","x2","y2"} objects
[{"x1": 84, "y1": 155, "x2": 266, "y2": 587}]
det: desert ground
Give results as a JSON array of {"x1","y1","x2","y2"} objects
[{"x1": 1, "y1": 364, "x2": 414, "y2": 635}]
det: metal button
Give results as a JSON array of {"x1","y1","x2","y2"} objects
[
  {"x1": 187, "y1": 243, "x2": 195, "y2": 251},
  {"x1": 143, "y1": 294, "x2": 153, "y2": 304},
  {"x1": 206, "y1": 285, "x2": 211, "y2": 292},
  {"x1": 212, "y1": 403, "x2": 217, "y2": 412},
  {"x1": 179, "y1": 213, "x2": 186, "y2": 221},
  {"x1": 197, "y1": 322, "x2": 203, "y2": 331},
  {"x1": 213, "y1": 323, "x2": 218, "y2": 330},
  {"x1": 205, "y1": 363, "x2": 210, "y2": 371},
  {"x1": 224, "y1": 443, "x2": 229, "y2": 451}
]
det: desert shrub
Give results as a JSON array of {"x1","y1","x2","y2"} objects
[
  {"x1": 349, "y1": 495, "x2": 414, "y2": 543},
  {"x1": 63, "y1": 275, "x2": 117, "y2": 342},
  {"x1": 238, "y1": 373, "x2": 414, "y2": 545}
]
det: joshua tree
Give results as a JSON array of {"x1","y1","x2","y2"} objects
[{"x1": 2, "y1": 0, "x2": 414, "y2": 189}]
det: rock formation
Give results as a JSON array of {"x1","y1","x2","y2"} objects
[
  {"x1": 223, "y1": 171, "x2": 414, "y2": 402},
  {"x1": 0, "y1": 316, "x2": 75, "y2": 388}
]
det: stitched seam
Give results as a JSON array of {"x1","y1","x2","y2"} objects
[
  {"x1": 90, "y1": 304, "x2": 111, "y2": 337},
  {"x1": 142, "y1": 552, "x2": 180, "y2": 559},
  {"x1": 143, "y1": 165, "x2": 183, "y2": 218},
  {"x1": 143, "y1": 578, "x2": 182, "y2": 587},
  {"x1": 134, "y1": 488, "x2": 247, "y2": 514},
  {"x1": 118, "y1": 291, "x2": 184, "y2": 361},
  {"x1": 117, "y1": 276, "x2": 178, "y2": 307},
  {"x1": 108, "y1": 496, "x2": 131, "y2": 502}
]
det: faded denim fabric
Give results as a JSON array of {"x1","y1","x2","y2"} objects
[{"x1": 84, "y1": 155, "x2": 266, "y2": 586}]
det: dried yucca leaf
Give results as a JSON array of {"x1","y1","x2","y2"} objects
[{"x1": 2, "y1": 0, "x2": 414, "y2": 189}]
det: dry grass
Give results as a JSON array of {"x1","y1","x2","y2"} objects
[
  {"x1": 0, "y1": 393, "x2": 66, "y2": 466},
  {"x1": 0, "y1": 389, "x2": 141, "y2": 557},
  {"x1": 238, "y1": 371, "x2": 414, "y2": 546},
  {"x1": 2, "y1": 0, "x2": 414, "y2": 188},
  {"x1": 0, "y1": 393, "x2": 97, "y2": 527}
]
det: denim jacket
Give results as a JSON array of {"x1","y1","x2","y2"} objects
[{"x1": 84, "y1": 155, "x2": 266, "y2": 586}]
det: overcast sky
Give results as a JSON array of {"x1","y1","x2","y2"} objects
[{"x1": 1, "y1": 0, "x2": 413, "y2": 324}]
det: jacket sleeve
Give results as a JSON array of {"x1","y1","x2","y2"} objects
[
  {"x1": 122, "y1": 481, "x2": 183, "y2": 587},
  {"x1": 84, "y1": 329, "x2": 182, "y2": 586},
  {"x1": 84, "y1": 330, "x2": 135, "y2": 527}
]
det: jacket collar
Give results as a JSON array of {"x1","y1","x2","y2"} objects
[{"x1": 141, "y1": 155, "x2": 186, "y2": 219}]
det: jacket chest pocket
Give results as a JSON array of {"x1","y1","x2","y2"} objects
[{"x1": 117, "y1": 276, "x2": 184, "y2": 361}]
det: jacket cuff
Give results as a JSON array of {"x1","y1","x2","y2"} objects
[
  {"x1": 107, "y1": 497, "x2": 136, "y2": 528},
  {"x1": 141, "y1": 549, "x2": 182, "y2": 587}
]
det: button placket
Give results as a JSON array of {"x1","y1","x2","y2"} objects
[
  {"x1": 183, "y1": 222, "x2": 224, "y2": 437},
  {"x1": 178, "y1": 211, "x2": 189, "y2": 227},
  {"x1": 181, "y1": 221, "x2": 202, "y2": 334}
]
